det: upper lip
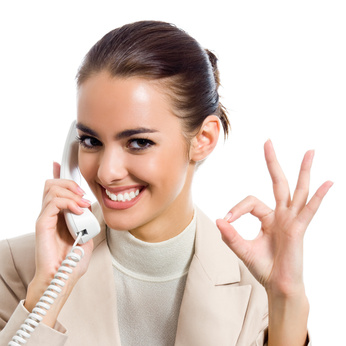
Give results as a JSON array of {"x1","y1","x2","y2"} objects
[{"x1": 100, "y1": 184, "x2": 146, "y2": 194}]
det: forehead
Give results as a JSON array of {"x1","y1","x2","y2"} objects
[{"x1": 77, "y1": 72, "x2": 177, "y2": 131}]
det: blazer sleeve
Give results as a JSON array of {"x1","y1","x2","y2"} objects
[
  {"x1": 255, "y1": 329, "x2": 311, "y2": 346},
  {"x1": 255, "y1": 326, "x2": 268, "y2": 346},
  {"x1": 0, "y1": 238, "x2": 68, "y2": 346}
]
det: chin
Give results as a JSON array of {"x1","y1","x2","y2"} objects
[{"x1": 99, "y1": 200, "x2": 162, "y2": 232}]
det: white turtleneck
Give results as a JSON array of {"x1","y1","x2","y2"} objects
[{"x1": 107, "y1": 212, "x2": 196, "y2": 346}]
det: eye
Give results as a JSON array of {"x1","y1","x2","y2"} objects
[
  {"x1": 127, "y1": 138, "x2": 155, "y2": 151},
  {"x1": 76, "y1": 135, "x2": 102, "y2": 149}
]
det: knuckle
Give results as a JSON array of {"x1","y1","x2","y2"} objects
[
  {"x1": 44, "y1": 178, "x2": 57, "y2": 189},
  {"x1": 43, "y1": 179, "x2": 54, "y2": 193},
  {"x1": 273, "y1": 176, "x2": 287, "y2": 185},
  {"x1": 64, "y1": 179, "x2": 78, "y2": 188},
  {"x1": 49, "y1": 185, "x2": 60, "y2": 195},
  {"x1": 44, "y1": 189, "x2": 59, "y2": 203},
  {"x1": 43, "y1": 179, "x2": 62, "y2": 196},
  {"x1": 51, "y1": 196, "x2": 61, "y2": 206},
  {"x1": 44, "y1": 178, "x2": 55, "y2": 186},
  {"x1": 246, "y1": 195, "x2": 258, "y2": 204}
]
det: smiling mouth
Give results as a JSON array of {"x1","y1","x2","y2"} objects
[{"x1": 105, "y1": 188, "x2": 140, "y2": 202}]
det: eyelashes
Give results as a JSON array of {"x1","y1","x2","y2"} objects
[
  {"x1": 127, "y1": 138, "x2": 155, "y2": 150},
  {"x1": 76, "y1": 135, "x2": 101, "y2": 149},
  {"x1": 76, "y1": 135, "x2": 155, "y2": 152}
]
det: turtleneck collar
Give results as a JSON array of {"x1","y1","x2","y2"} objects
[{"x1": 107, "y1": 211, "x2": 196, "y2": 282}]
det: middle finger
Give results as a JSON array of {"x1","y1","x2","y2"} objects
[{"x1": 264, "y1": 140, "x2": 291, "y2": 207}]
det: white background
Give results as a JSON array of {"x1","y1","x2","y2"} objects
[{"x1": 0, "y1": 1, "x2": 345, "y2": 344}]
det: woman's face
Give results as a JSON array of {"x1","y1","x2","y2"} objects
[{"x1": 77, "y1": 72, "x2": 195, "y2": 242}]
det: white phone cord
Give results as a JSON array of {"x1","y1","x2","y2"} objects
[{"x1": 8, "y1": 233, "x2": 84, "y2": 346}]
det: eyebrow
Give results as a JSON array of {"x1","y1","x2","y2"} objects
[
  {"x1": 76, "y1": 123, "x2": 159, "y2": 140},
  {"x1": 115, "y1": 128, "x2": 159, "y2": 140},
  {"x1": 76, "y1": 123, "x2": 99, "y2": 137}
]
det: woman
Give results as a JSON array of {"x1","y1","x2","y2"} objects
[{"x1": 0, "y1": 20, "x2": 332, "y2": 345}]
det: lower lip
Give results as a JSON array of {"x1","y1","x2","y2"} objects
[{"x1": 101, "y1": 187, "x2": 145, "y2": 210}]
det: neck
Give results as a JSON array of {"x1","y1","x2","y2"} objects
[
  {"x1": 107, "y1": 210, "x2": 196, "y2": 281},
  {"x1": 129, "y1": 164, "x2": 195, "y2": 243},
  {"x1": 130, "y1": 190, "x2": 194, "y2": 243}
]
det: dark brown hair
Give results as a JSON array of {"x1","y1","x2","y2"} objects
[{"x1": 76, "y1": 20, "x2": 230, "y2": 139}]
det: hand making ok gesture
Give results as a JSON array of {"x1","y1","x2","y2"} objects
[{"x1": 216, "y1": 140, "x2": 333, "y2": 345}]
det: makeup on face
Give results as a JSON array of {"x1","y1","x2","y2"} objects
[{"x1": 77, "y1": 72, "x2": 195, "y2": 241}]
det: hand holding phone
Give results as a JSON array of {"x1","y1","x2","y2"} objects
[
  {"x1": 10, "y1": 121, "x2": 100, "y2": 344},
  {"x1": 31, "y1": 120, "x2": 99, "y2": 295}
]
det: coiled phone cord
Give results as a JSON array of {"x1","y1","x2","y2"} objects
[{"x1": 8, "y1": 233, "x2": 84, "y2": 346}]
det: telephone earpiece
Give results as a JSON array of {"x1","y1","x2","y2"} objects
[{"x1": 60, "y1": 120, "x2": 100, "y2": 244}]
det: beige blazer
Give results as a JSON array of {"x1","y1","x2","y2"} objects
[{"x1": 0, "y1": 205, "x2": 271, "y2": 345}]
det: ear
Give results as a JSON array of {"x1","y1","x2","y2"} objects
[{"x1": 190, "y1": 115, "x2": 220, "y2": 162}]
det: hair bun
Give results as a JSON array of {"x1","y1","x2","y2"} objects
[{"x1": 205, "y1": 49, "x2": 221, "y2": 89}]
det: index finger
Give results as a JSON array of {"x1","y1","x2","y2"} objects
[{"x1": 53, "y1": 161, "x2": 61, "y2": 179}]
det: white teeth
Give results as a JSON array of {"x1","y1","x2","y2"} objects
[{"x1": 106, "y1": 189, "x2": 140, "y2": 202}]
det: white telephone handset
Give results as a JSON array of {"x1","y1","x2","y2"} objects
[{"x1": 60, "y1": 120, "x2": 100, "y2": 244}]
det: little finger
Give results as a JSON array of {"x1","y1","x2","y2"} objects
[{"x1": 296, "y1": 181, "x2": 333, "y2": 226}]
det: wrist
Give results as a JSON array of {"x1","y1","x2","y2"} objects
[
  {"x1": 267, "y1": 287, "x2": 309, "y2": 346},
  {"x1": 265, "y1": 278, "x2": 307, "y2": 299},
  {"x1": 267, "y1": 283, "x2": 309, "y2": 314},
  {"x1": 25, "y1": 275, "x2": 76, "y2": 328},
  {"x1": 267, "y1": 289, "x2": 309, "y2": 315},
  {"x1": 25, "y1": 278, "x2": 47, "y2": 313}
]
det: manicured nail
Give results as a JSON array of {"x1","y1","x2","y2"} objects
[
  {"x1": 224, "y1": 212, "x2": 233, "y2": 222},
  {"x1": 76, "y1": 206, "x2": 85, "y2": 214},
  {"x1": 76, "y1": 187, "x2": 86, "y2": 196},
  {"x1": 81, "y1": 198, "x2": 91, "y2": 205}
]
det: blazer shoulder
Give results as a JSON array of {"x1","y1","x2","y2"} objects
[{"x1": 0, "y1": 233, "x2": 36, "y2": 289}]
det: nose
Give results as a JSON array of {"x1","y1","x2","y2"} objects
[{"x1": 97, "y1": 147, "x2": 128, "y2": 185}]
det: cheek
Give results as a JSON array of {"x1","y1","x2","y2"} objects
[
  {"x1": 130, "y1": 145, "x2": 189, "y2": 189},
  {"x1": 78, "y1": 152, "x2": 98, "y2": 186}
]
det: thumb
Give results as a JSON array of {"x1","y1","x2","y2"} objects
[
  {"x1": 53, "y1": 161, "x2": 61, "y2": 179},
  {"x1": 216, "y1": 218, "x2": 250, "y2": 262}
]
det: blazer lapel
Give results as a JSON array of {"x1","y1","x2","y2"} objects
[
  {"x1": 175, "y1": 208, "x2": 252, "y2": 346},
  {"x1": 59, "y1": 203, "x2": 122, "y2": 345},
  {"x1": 56, "y1": 204, "x2": 251, "y2": 345}
]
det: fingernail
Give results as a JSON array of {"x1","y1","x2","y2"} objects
[
  {"x1": 76, "y1": 206, "x2": 85, "y2": 214},
  {"x1": 224, "y1": 212, "x2": 233, "y2": 222},
  {"x1": 81, "y1": 198, "x2": 91, "y2": 205},
  {"x1": 76, "y1": 187, "x2": 86, "y2": 196}
]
